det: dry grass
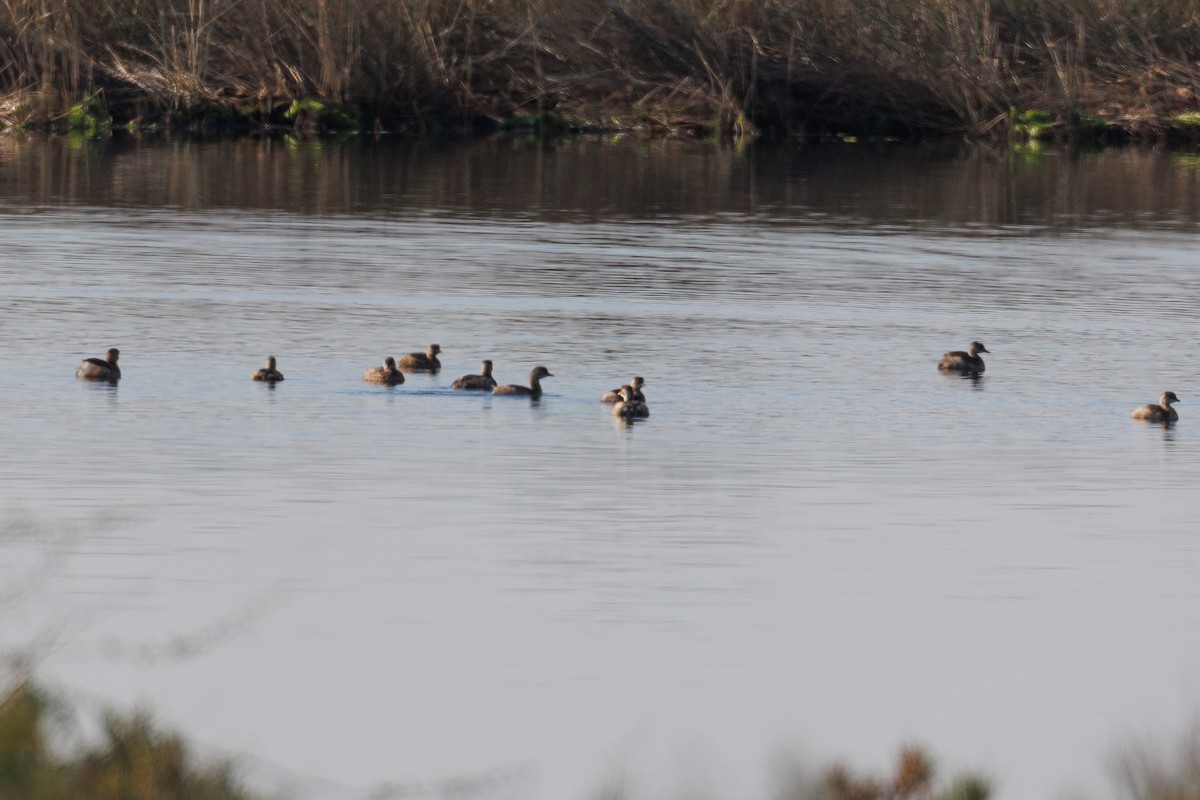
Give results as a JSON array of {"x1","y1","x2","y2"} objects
[
  {"x1": 800, "y1": 744, "x2": 989, "y2": 800},
  {"x1": 2, "y1": 0, "x2": 1200, "y2": 138},
  {"x1": 1113, "y1": 722, "x2": 1200, "y2": 800}
]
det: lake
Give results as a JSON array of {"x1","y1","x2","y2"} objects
[{"x1": 2, "y1": 135, "x2": 1200, "y2": 800}]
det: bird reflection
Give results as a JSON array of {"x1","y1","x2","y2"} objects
[{"x1": 940, "y1": 371, "x2": 985, "y2": 390}]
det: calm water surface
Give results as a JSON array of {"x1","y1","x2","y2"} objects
[{"x1": 2, "y1": 137, "x2": 1200, "y2": 799}]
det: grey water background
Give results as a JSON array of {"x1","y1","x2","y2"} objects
[{"x1": 2, "y1": 136, "x2": 1200, "y2": 799}]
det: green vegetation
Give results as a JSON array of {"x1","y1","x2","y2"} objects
[
  {"x1": 284, "y1": 100, "x2": 361, "y2": 133},
  {"x1": 0, "y1": 678, "x2": 251, "y2": 800},
  {"x1": 501, "y1": 112, "x2": 587, "y2": 136},
  {"x1": 66, "y1": 95, "x2": 110, "y2": 137},
  {"x1": 9, "y1": 673, "x2": 1200, "y2": 800},
  {"x1": 1010, "y1": 109, "x2": 1055, "y2": 142},
  {"x1": 3, "y1": 0, "x2": 1200, "y2": 140}
]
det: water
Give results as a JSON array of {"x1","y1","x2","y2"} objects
[{"x1": 2, "y1": 136, "x2": 1200, "y2": 799}]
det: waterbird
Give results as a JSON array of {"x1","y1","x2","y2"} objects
[
  {"x1": 398, "y1": 344, "x2": 441, "y2": 372},
  {"x1": 493, "y1": 366, "x2": 553, "y2": 398},
  {"x1": 601, "y1": 376, "x2": 645, "y2": 403},
  {"x1": 451, "y1": 360, "x2": 497, "y2": 390},
  {"x1": 938, "y1": 342, "x2": 989, "y2": 373},
  {"x1": 612, "y1": 385, "x2": 649, "y2": 418},
  {"x1": 76, "y1": 348, "x2": 121, "y2": 382},
  {"x1": 363, "y1": 357, "x2": 405, "y2": 385},
  {"x1": 252, "y1": 356, "x2": 284, "y2": 383},
  {"x1": 1131, "y1": 391, "x2": 1180, "y2": 423}
]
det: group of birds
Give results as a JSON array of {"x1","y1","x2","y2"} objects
[
  {"x1": 937, "y1": 340, "x2": 1180, "y2": 423},
  {"x1": 72, "y1": 341, "x2": 1182, "y2": 424},
  {"x1": 75, "y1": 345, "x2": 652, "y2": 419}
]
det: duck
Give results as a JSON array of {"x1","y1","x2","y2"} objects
[
  {"x1": 363, "y1": 357, "x2": 405, "y2": 385},
  {"x1": 938, "y1": 341, "x2": 989, "y2": 373},
  {"x1": 601, "y1": 376, "x2": 645, "y2": 403},
  {"x1": 398, "y1": 344, "x2": 441, "y2": 372},
  {"x1": 252, "y1": 356, "x2": 284, "y2": 383},
  {"x1": 76, "y1": 348, "x2": 121, "y2": 382},
  {"x1": 451, "y1": 360, "x2": 497, "y2": 390},
  {"x1": 493, "y1": 366, "x2": 553, "y2": 398},
  {"x1": 1131, "y1": 391, "x2": 1180, "y2": 423},
  {"x1": 612, "y1": 385, "x2": 649, "y2": 418}
]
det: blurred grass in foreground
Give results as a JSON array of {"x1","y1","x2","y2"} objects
[
  {"x1": 0, "y1": 677, "x2": 250, "y2": 800},
  {"x1": 8, "y1": 673, "x2": 1200, "y2": 800}
]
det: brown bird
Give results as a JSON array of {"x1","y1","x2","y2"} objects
[
  {"x1": 76, "y1": 348, "x2": 121, "y2": 382},
  {"x1": 601, "y1": 376, "x2": 645, "y2": 403},
  {"x1": 363, "y1": 357, "x2": 405, "y2": 385},
  {"x1": 493, "y1": 366, "x2": 553, "y2": 399},
  {"x1": 451, "y1": 360, "x2": 497, "y2": 391},
  {"x1": 938, "y1": 341, "x2": 989, "y2": 373},
  {"x1": 252, "y1": 356, "x2": 284, "y2": 383},
  {"x1": 1131, "y1": 391, "x2": 1180, "y2": 423},
  {"x1": 612, "y1": 385, "x2": 649, "y2": 419},
  {"x1": 398, "y1": 344, "x2": 441, "y2": 372}
]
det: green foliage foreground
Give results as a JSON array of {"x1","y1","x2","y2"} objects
[
  {"x1": 8, "y1": 674, "x2": 1200, "y2": 800},
  {"x1": 0, "y1": 679, "x2": 251, "y2": 800},
  {"x1": 797, "y1": 745, "x2": 991, "y2": 800},
  {"x1": 1, "y1": 677, "x2": 990, "y2": 800}
]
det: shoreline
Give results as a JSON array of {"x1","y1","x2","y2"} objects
[
  {"x1": 4, "y1": 0, "x2": 1200, "y2": 144},
  {"x1": 6, "y1": 108, "x2": 1200, "y2": 147}
]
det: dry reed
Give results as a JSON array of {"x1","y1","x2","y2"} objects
[{"x1": 2, "y1": 0, "x2": 1200, "y2": 139}]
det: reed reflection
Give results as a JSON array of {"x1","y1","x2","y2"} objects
[{"x1": 3, "y1": 136, "x2": 1200, "y2": 229}]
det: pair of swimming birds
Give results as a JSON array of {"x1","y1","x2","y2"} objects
[
  {"x1": 360, "y1": 344, "x2": 442, "y2": 385},
  {"x1": 601, "y1": 376, "x2": 649, "y2": 418},
  {"x1": 74, "y1": 348, "x2": 297, "y2": 385},
  {"x1": 939, "y1": 341, "x2": 1180, "y2": 423}
]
